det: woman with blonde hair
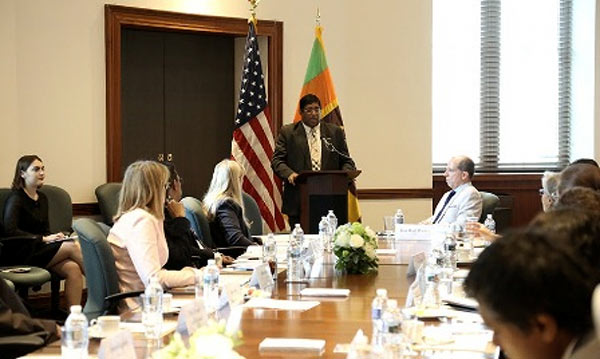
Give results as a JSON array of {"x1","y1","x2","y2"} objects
[
  {"x1": 204, "y1": 159, "x2": 260, "y2": 248},
  {"x1": 108, "y1": 160, "x2": 196, "y2": 311}
]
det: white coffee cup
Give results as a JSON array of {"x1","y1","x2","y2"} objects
[
  {"x1": 162, "y1": 293, "x2": 173, "y2": 312},
  {"x1": 90, "y1": 315, "x2": 120, "y2": 336}
]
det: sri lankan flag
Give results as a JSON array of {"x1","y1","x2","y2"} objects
[{"x1": 294, "y1": 25, "x2": 361, "y2": 223}]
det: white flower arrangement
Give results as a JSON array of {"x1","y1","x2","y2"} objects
[
  {"x1": 153, "y1": 320, "x2": 244, "y2": 359},
  {"x1": 333, "y1": 222, "x2": 379, "y2": 274}
]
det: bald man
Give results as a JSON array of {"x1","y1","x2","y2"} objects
[{"x1": 423, "y1": 156, "x2": 482, "y2": 227}]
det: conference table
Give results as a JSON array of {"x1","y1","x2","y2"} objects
[{"x1": 26, "y1": 237, "x2": 496, "y2": 358}]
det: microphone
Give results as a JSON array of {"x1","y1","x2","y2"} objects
[{"x1": 320, "y1": 135, "x2": 352, "y2": 160}]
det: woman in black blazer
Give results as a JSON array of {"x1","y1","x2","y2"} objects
[{"x1": 203, "y1": 159, "x2": 261, "y2": 248}]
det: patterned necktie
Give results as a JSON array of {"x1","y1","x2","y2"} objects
[
  {"x1": 432, "y1": 190, "x2": 456, "y2": 224},
  {"x1": 310, "y1": 128, "x2": 320, "y2": 171}
]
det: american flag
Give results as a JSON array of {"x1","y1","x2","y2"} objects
[{"x1": 231, "y1": 22, "x2": 286, "y2": 233}]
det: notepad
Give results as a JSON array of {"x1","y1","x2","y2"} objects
[
  {"x1": 259, "y1": 338, "x2": 326, "y2": 354},
  {"x1": 300, "y1": 288, "x2": 350, "y2": 297}
]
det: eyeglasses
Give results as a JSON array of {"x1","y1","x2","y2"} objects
[{"x1": 302, "y1": 107, "x2": 321, "y2": 114}]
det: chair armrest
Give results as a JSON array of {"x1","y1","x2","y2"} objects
[
  {"x1": 216, "y1": 246, "x2": 248, "y2": 258},
  {"x1": 104, "y1": 290, "x2": 144, "y2": 315},
  {"x1": 0, "y1": 235, "x2": 39, "y2": 244},
  {"x1": 105, "y1": 290, "x2": 144, "y2": 303}
]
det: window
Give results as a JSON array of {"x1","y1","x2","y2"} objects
[{"x1": 432, "y1": 0, "x2": 594, "y2": 171}]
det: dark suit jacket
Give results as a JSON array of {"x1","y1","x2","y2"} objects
[
  {"x1": 209, "y1": 200, "x2": 255, "y2": 248},
  {"x1": 163, "y1": 211, "x2": 214, "y2": 270},
  {"x1": 271, "y1": 121, "x2": 356, "y2": 217}
]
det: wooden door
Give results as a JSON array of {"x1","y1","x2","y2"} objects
[
  {"x1": 164, "y1": 31, "x2": 235, "y2": 199},
  {"x1": 121, "y1": 28, "x2": 235, "y2": 199}
]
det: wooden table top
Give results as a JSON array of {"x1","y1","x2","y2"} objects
[{"x1": 28, "y1": 241, "x2": 494, "y2": 358}]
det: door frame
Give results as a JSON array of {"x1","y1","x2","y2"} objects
[{"x1": 105, "y1": 4, "x2": 283, "y2": 181}]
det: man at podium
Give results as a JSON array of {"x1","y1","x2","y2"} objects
[{"x1": 272, "y1": 94, "x2": 356, "y2": 227}]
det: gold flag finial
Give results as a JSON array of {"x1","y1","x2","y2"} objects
[
  {"x1": 316, "y1": 7, "x2": 321, "y2": 26},
  {"x1": 248, "y1": 0, "x2": 261, "y2": 27}
]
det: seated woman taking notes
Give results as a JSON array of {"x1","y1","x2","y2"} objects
[
  {"x1": 108, "y1": 160, "x2": 196, "y2": 311},
  {"x1": 203, "y1": 159, "x2": 261, "y2": 248},
  {"x1": 3, "y1": 155, "x2": 85, "y2": 308}
]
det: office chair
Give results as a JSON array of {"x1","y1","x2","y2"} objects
[
  {"x1": 73, "y1": 218, "x2": 142, "y2": 320},
  {"x1": 242, "y1": 192, "x2": 263, "y2": 235}
]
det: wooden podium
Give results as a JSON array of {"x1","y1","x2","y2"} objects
[{"x1": 296, "y1": 170, "x2": 361, "y2": 233}]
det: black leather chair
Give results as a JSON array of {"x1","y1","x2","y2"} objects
[{"x1": 479, "y1": 191, "x2": 500, "y2": 223}]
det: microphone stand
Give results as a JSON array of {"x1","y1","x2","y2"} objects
[{"x1": 321, "y1": 136, "x2": 353, "y2": 160}]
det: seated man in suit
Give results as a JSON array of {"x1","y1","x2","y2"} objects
[
  {"x1": 423, "y1": 156, "x2": 482, "y2": 227},
  {"x1": 271, "y1": 94, "x2": 356, "y2": 227},
  {"x1": 465, "y1": 228, "x2": 600, "y2": 359}
]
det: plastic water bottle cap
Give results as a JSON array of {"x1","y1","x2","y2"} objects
[
  {"x1": 70, "y1": 305, "x2": 82, "y2": 313},
  {"x1": 207, "y1": 259, "x2": 215, "y2": 266},
  {"x1": 487, "y1": 214, "x2": 493, "y2": 219},
  {"x1": 376, "y1": 288, "x2": 388, "y2": 297}
]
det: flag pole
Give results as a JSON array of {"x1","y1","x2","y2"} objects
[{"x1": 248, "y1": 0, "x2": 261, "y2": 28}]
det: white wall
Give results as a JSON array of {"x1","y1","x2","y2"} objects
[{"x1": 1, "y1": 0, "x2": 432, "y2": 227}]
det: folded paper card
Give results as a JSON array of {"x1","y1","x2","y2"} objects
[
  {"x1": 300, "y1": 288, "x2": 350, "y2": 297},
  {"x1": 244, "y1": 298, "x2": 319, "y2": 311},
  {"x1": 259, "y1": 338, "x2": 326, "y2": 354}
]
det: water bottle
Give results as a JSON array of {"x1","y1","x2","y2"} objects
[
  {"x1": 371, "y1": 288, "x2": 388, "y2": 350},
  {"x1": 143, "y1": 275, "x2": 163, "y2": 339},
  {"x1": 263, "y1": 233, "x2": 278, "y2": 280},
  {"x1": 287, "y1": 229, "x2": 304, "y2": 282},
  {"x1": 381, "y1": 299, "x2": 403, "y2": 348},
  {"x1": 318, "y1": 216, "x2": 332, "y2": 252},
  {"x1": 62, "y1": 305, "x2": 88, "y2": 359},
  {"x1": 291, "y1": 223, "x2": 305, "y2": 247},
  {"x1": 443, "y1": 231, "x2": 457, "y2": 270},
  {"x1": 421, "y1": 254, "x2": 441, "y2": 309},
  {"x1": 394, "y1": 209, "x2": 404, "y2": 239},
  {"x1": 484, "y1": 214, "x2": 496, "y2": 234},
  {"x1": 326, "y1": 210, "x2": 338, "y2": 232},
  {"x1": 203, "y1": 259, "x2": 220, "y2": 313}
]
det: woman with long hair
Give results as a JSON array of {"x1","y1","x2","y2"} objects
[
  {"x1": 108, "y1": 160, "x2": 196, "y2": 311},
  {"x1": 3, "y1": 155, "x2": 85, "y2": 308},
  {"x1": 203, "y1": 159, "x2": 260, "y2": 247}
]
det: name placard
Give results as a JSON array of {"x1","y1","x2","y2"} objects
[
  {"x1": 251, "y1": 263, "x2": 274, "y2": 290},
  {"x1": 395, "y1": 224, "x2": 447, "y2": 241},
  {"x1": 224, "y1": 281, "x2": 244, "y2": 308},
  {"x1": 176, "y1": 299, "x2": 207, "y2": 335},
  {"x1": 98, "y1": 330, "x2": 135, "y2": 359}
]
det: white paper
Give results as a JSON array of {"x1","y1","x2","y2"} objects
[
  {"x1": 300, "y1": 288, "x2": 350, "y2": 297},
  {"x1": 244, "y1": 298, "x2": 319, "y2": 311},
  {"x1": 375, "y1": 248, "x2": 397, "y2": 255},
  {"x1": 259, "y1": 338, "x2": 326, "y2": 353},
  {"x1": 98, "y1": 330, "x2": 135, "y2": 359}
]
